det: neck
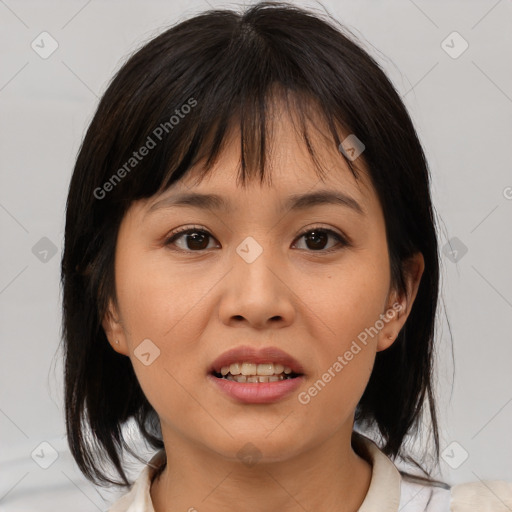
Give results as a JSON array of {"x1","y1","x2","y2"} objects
[{"x1": 150, "y1": 428, "x2": 372, "y2": 512}]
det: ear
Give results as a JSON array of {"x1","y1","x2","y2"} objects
[
  {"x1": 377, "y1": 251, "x2": 425, "y2": 352},
  {"x1": 101, "y1": 298, "x2": 129, "y2": 356}
]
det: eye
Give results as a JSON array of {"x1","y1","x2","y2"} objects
[
  {"x1": 292, "y1": 226, "x2": 349, "y2": 253},
  {"x1": 164, "y1": 225, "x2": 218, "y2": 252},
  {"x1": 164, "y1": 225, "x2": 350, "y2": 253}
]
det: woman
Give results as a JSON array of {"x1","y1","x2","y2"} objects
[{"x1": 60, "y1": 2, "x2": 512, "y2": 510}]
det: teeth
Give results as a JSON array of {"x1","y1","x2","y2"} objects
[
  {"x1": 241, "y1": 363, "x2": 257, "y2": 376},
  {"x1": 256, "y1": 363, "x2": 285, "y2": 375},
  {"x1": 219, "y1": 362, "x2": 293, "y2": 377},
  {"x1": 229, "y1": 362, "x2": 241, "y2": 375},
  {"x1": 226, "y1": 374, "x2": 287, "y2": 383}
]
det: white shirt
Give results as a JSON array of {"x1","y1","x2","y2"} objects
[{"x1": 107, "y1": 434, "x2": 512, "y2": 512}]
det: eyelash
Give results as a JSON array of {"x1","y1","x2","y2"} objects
[{"x1": 163, "y1": 224, "x2": 350, "y2": 254}]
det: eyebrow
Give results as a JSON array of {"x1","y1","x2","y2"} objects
[{"x1": 146, "y1": 189, "x2": 365, "y2": 217}]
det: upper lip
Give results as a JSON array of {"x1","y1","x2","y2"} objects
[{"x1": 209, "y1": 345, "x2": 305, "y2": 375}]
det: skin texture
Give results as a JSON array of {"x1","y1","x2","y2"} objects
[{"x1": 102, "y1": 106, "x2": 424, "y2": 512}]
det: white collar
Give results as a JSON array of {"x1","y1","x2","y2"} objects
[{"x1": 110, "y1": 433, "x2": 403, "y2": 512}]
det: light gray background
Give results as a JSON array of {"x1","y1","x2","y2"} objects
[{"x1": 1, "y1": 0, "x2": 511, "y2": 510}]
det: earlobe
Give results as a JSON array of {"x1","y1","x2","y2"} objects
[
  {"x1": 376, "y1": 309, "x2": 402, "y2": 352},
  {"x1": 378, "y1": 332, "x2": 397, "y2": 351},
  {"x1": 375, "y1": 288, "x2": 403, "y2": 351},
  {"x1": 376, "y1": 296, "x2": 406, "y2": 352}
]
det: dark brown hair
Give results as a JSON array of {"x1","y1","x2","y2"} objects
[{"x1": 61, "y1": 1, "x2": 447, "y2": 489}]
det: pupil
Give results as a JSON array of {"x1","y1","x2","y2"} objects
[
  {"x1": 306, "y1": 230, "x2": 327, "y2": 250},
  {"x1": 187, "y1": 232, "x2": 208, "y2": 250}
]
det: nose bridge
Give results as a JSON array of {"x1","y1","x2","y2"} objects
[
  {"x1": 219, "y1": 232, "x2": 294, "y2": 326},
  {"x1": 233, "y1": 233, "x2": 281, "y2": 293}
]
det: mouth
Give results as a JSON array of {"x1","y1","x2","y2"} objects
[{"x1": 207, "y1": 359, "x2": 306, "y2": 404}]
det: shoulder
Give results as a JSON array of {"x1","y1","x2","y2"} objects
[
  {"x1": 450, "y1": 480, "x2": 512, "y2": 511},
  {"x1": 400, "y1": 475, "x2": 512, "y2": 511},
  {"x1": 353, "y1": 433, "x2": 512, "y2": 512}
]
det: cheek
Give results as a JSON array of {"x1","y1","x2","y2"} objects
[
  {"x1": 293, "y1": 252, "x2": 388, "y2": 414},
  {"x1": 297, "y1": 249, "x2": 390, "y2": 346},
  {"x1": 296, "y1": 276, "x2": 381, "y2": 423},
  {"x1": 116, "y1": 246, "x2": 211, "y2": 343},
  {"x1": 114, "y1": 246, "x2": 218, "y2": 412}
]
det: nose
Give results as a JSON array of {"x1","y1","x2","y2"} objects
[{"x1": 217, "y1": 237, "x2": 295, "y2": 330}]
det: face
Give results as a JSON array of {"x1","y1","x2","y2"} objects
[{"x1": 102, "y1": 107, "x2": 424, "y2": 465}]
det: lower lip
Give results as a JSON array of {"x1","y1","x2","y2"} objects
[{"x1": 207, "y1": 373, "x2": 305, "y2": 404}]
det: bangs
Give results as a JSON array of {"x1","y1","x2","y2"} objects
[
  {"x1": 157, "y1": 85, "x2": 363, "y2": 195},
  {"x1": 93, "y1": 5, "x2": 372, "y2": 208}
]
